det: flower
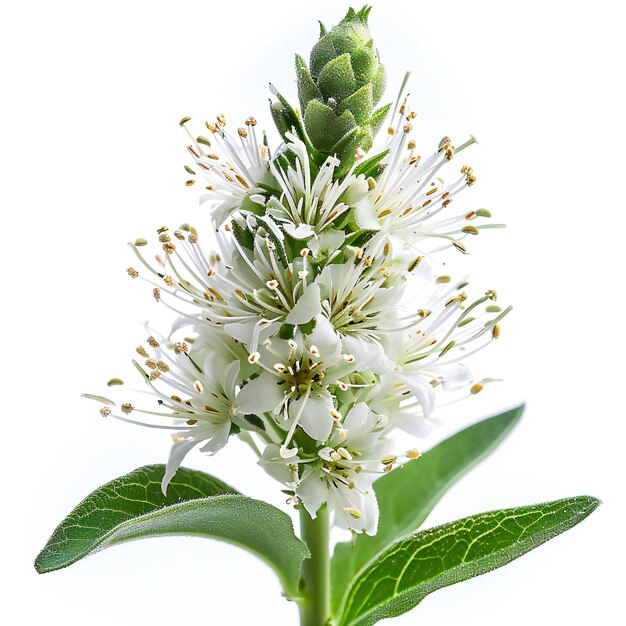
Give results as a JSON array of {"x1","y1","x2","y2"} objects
[
  {"x1": 352, "y1": 98, "x2": 505, "y2": 254},
  {"x1": 296, "y1": 403, "x2": 386, "y2": 534},
  {"x1": 180, "y1": 114, "x2": 272, "y2": 227},
  {"x1": 92, "y1": 17, "x2": 512, "y2": 533}
]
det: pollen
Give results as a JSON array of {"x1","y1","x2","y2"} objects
[
  {"x1": 136, "y1": 346, "x2": 149, "y2": 358},
  {"x1": 470, "y1": 382, "x2": 483, "y2": 394},
  {"x1": 147, "y1": 336, "x2": 160, "y2": 348},
  {"x1": 121, "y1": 403, "x2": 134, "y2": 414},
  {"x1": 174, "y1": 342, "x2": 189, "y2": 354},
  {"x1": 248, "y1": 351, "x2": 261, "y2": 364},
  {"x1": 127, "y1": 267, "x2": 139, "y2": 278},
  {"x1": 406, "y1": 449, "x2": 422, "y2": 460},
  {"x1": 153, "y1": 288, "x2": 161, "y2": 302},
  {"x1": 100, "y1": 407, "x2": 111, "y2": 417},
  {"x1": 194, "y1": 380, "x2": 204, "y2": 393}
]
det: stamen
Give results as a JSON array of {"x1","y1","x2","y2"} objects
[{"x1": 248, "y1": 351, "x2": 261, "y2": 364}]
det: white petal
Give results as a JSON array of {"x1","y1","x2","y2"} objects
[
  {"x1": 286, "y1": 282, "x2": 322, "y2": 324},
  {"x1": 235, "y1": 373, "x2": 284, "y2": 415},
  {"x1": 354, "y1": 198, "x2": 382, "y2": 230},
  {"x1": 198, "y1": 422, "x2": 231, "y2": 455},
  {"x1": 307, "y1": 228, "x2": 346, "y2": 257},
  {"x1": 359, "y1": 481, "x2": 380, "y2": 536},
  {"x1": 283, "y1": 222, "x2": 316, "y2": 239},
  {"x1": 342, "y1": 335, "x2": 393, "y2": 374},
  {"x1": 391, "y1": 409, "x2": 440, "y2": 437},
  {"x1": 161, "y1": 435, "x2": 200, "y2": 495},
  {"x1": 220, "y1": 360, "x2": 241, "y2": 397},
  {"x1": 342, "y1": 402, "x2": 371, "y2": 435},
  {"x1": 308, "y1": 315, "x2": 341, "y2": 360},
  {"x1": 396, "y1": 372, "x2": 436, "y2": 418},
  {"x1": 297, "y1": 470, "x2": 327, "y2": 519},
  {"x1": 258, "y1": 444, "x2": 294, "y2": 483},
  {"x1": 290, "y1": 390, "x2": 334, "y2": 441},
  {"x1": 224, "y1": 320, "x2": 280, "y2": 347}
]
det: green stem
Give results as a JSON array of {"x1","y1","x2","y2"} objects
[{"x1": 298, "y1": 506, "x2": 331, "y2": 626}]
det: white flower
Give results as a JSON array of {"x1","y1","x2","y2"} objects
[
  {"x1": 85, "y1": 330, "x2": 247, "y2": 493},
  {"x1": 267, "y1": 133, "x2": 369, "y2": 235},
  {"x1": 104, "y1": 101, "x2": 512, "y2": 536},
  {"x1": 353, "y1": 98, "x2": 504, "y2": 254},
  {"x1": 296, "y1": 403, "x2": 387, "y2": 535},
  {"x1": 181, "y1": 115, "x2": 272, "y2": 227}
]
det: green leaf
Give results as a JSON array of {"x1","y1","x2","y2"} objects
[
  {"x1": 296, "y1": 53, "x2": 322, "y2": 110},
  {"x1": 331, "y1": 405, "x2": 524, "y2": 613},
  {"x1": 353, "y1": 149, "x2": 389, "y2": 178},
  {"x1": 369, "y1": 102, "x2": 392, "y2": 137},
  {"x1": 35, "y1": 464, "x2": 309, "y2": 598},
  {"x1": 337, "y1": 496, "x2": 600, "y2": 626},
  {"x1": 317, "y1": 53, "x2": 357, "y2": 102},
  {"x1": 304, "y1": 99, "x2": 356, "y2": 153},
  {"x1": 338, "y1": 83, "x2": 374, "y2": 125},
  {"x1": 351, "y1": 39, "x2": 377, "y2": 86},
  {"x1": 371, "y1": 65, "x2": 387, "y2": 105}
]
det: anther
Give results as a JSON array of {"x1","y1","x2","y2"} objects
[
  {"x1": 344, "y1": 507, "x2": 363, "y2": 520},
  {"x1": 337, "y1": 447, "x2": 352, "y2": 460},
  {"x1": 248, "y1": 352, "x2": 261, "y2": 364}
]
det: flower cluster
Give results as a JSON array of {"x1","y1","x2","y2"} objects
[{"x1": 87, "y1": 8, "x2": 510, "y2": 535}]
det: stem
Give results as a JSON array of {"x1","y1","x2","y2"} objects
[{"x1": 298, "y1": 506, "x2": 331, "y2": 626}]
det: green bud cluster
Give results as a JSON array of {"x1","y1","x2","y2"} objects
[{"x1": 271, "y1": 6, "x2": 391, "y2": 177}]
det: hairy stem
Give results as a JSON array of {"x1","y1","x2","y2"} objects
[{"x1": 298, "y1": 506, "x2": 330, "y2": 626}]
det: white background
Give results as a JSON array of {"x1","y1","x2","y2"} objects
[{"x1": 2, "y1": 0, "x2": 624, "y2": 624}]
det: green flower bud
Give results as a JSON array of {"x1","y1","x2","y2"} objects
[{"x1": 296, "y1": 6, "x2": 391, "y2": 175}]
